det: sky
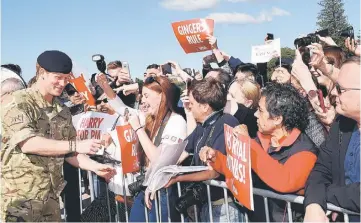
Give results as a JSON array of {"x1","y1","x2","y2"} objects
[{"x1": 1, "y1": 0, "x2": 360, "y2": 82}]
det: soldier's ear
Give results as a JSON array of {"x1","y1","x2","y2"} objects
[{"x1": 38, "y1": 68, "x2": 46, "y2": 80}]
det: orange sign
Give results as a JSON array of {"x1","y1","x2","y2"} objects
[
  {"x1": 172, "y1": 18, "x2": 214, "y2": 54},
  {"x1": 116, "y1": 124, "x2": 140, "y2": 174},
  {"x1": 224, "y1": 124, "x2": 254, "y2": 210},
  {"x1": 69, "y1": 74, "x2": 96, "y2": 106}
]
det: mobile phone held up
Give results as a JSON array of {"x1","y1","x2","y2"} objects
[
  {"x1": 161, "y1": 63, "x2": 172, "y2": 75},
  {"x1": 267, "y1": 33, "x2": 274, "y2": 41}
]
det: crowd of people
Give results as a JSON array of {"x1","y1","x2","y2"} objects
[{"x1": 0, "y1": 31, "x2": 360, "y2": 223}]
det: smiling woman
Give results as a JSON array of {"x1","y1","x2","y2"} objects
[{"x1": 96, "y1": 73, "x2": 187, "y2": 222}]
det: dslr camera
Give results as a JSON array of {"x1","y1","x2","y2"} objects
[
  {"x1": 340, "y1": 26, "x2": 354, "y2": 39},
  {"x1": 92, "y1": 54, "x2": 107, "y2": 74},
  {"x1": 294, "y1": 29, "x2": 329, "y2": 48},
  {"x1": 174, "y1": 183, "x2": 208, "y2": 215}
]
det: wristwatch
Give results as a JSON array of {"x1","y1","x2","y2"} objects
[{"x1": 307, "y1": 90, "x2": 317, "y2": 100}]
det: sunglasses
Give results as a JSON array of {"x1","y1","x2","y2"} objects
[
  {"x1": 335, "y1": 83, "x2": 361, "y2": 95},
  {"x1": 95, "y1": 98, "x2": 108, "y2": 105},
  {"x1": 67, "y1": 90, "x2": 77, "y2": 96},
  {"x1": 145, "y1": 76, "x2": 162, "y2": 87}
]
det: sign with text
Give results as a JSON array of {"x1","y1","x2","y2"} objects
[
  {"x1": 172, "y1": 18, "x2": 214, "y2": 54},
  {"x1": 69, "y1": 74, "x2": 96, "y2": 106},
  {"x1": 224, "y1": 124, "x2": 254, "y2": 211},
  {"x1": 251, "y1": 38, "x2": 281, "y2": 63},
  {"x1": 72, "y1": 111, "x2": 118, "y2": 140},
  {"x1": 116, "y1": 124, "x2": 140, "y2": 174}
]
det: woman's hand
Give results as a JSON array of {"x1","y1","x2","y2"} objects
[
  {"x1": 115, "y1": 83, "x2": 139, "y2": 96},
  {"x1": 308, "y1": 43, "x2": 327, "y2": 71},
  {"x1": 207, "y1": 34, "x2": 218, "y2": 49},
  {"x1": 233, "y1": 124, "x2": 250, "y2": 137},
  {"x1": 317, "y1": 35, "x2": 337, "y2": 46},
  {"x1": 129, "y1": 114, "x2": 142, "y2": 131},
  {"x1": 96, "y1": 73, "x2": 116, "y2": 99},
  {"x1": 291, "y1": 49, "x2": 313, "y2": 82},
  {"x1": 345, "y1": 37, "x2": 360, "y2": 56}
]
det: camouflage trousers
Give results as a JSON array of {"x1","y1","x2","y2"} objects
[{"x1": 1, "y1": 192, "x2": 61, "y2": 222}]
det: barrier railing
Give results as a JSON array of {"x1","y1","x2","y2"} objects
[{"x1": 61, "y1": 174, "x2": 359, "y2": 223}]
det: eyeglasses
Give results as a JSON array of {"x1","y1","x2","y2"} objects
[
  {"x1": 145, "y1": 76, "x2": 162, "y2": 87},
  {"x1": 335, "y1": 83, "x2": 361, "y2": 95},
  {"x1": 95, "y1": 98, "x2": 108, "y2": 105}
]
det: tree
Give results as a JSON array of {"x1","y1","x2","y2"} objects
[
  {"x1": 317, "y1": 0, "x2": 350, "y2": 47},
  {"x1": 267, "y1": 47, "x2": 295, "y2": 78}
]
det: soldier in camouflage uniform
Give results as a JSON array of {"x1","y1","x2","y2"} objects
[{"x1": 1, "y1": 50, "x2": 116, "y2": 222}]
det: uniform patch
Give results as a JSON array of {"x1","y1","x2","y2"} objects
[
  {"x1": 10, "y1": 114, "x2": 24, "y2": 125},
  {"x1": 171, "y1": 136, "x2": 177, "y2": 142}
]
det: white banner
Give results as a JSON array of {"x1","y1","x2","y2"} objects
[
  {"x1": 251, "y1": 38, "x2": 281, "y2": 63},
  {"x1": 72, "y1": 111, "x2": 119, "y2": 140}
]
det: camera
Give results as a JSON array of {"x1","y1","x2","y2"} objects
[
  {"x1": 294, "y1": 29, "x2": 329, "y2": 48},
  {"x1": 340, "y1": 26, "x2": 354, "y2": 39},
  {"x1": 92, "y1": 54, "x2": 107, "y2": 74},
  {"x1": 266, "y1": 33, "x2": 274, "y2": 41},
  {"x1": 128, "y1": 174, "x2": 146, "y2": 196},
  {"x1": 174, "y1": 183, "x2": 207, "y2": 214}
]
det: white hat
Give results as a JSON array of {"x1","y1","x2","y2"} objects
[{"x1": 0, "y1": 67, "x2": 26, "y2": 85}]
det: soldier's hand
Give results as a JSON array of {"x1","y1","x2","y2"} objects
[
  {"x1": 92, "y1": 163, "x2": 116, "y2": 182},
  {"x1": 76, "y1": 139, "x2": 102, "y2": 154}
]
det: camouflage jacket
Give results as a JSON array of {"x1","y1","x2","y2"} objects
[{"x1": 1, "y1": 88, "x2": 76, "y2": 212}]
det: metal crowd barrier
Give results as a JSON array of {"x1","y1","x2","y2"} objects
[{"x1": 61, "y1": 172, "x2": 359, "y2": 223}]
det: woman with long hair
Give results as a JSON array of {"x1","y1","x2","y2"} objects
[{"x1": 97, "y1": 73, "x2": 187, "y2": 222}]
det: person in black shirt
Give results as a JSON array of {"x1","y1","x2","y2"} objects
[{"x1": 225, "y1": 79, "x2": 260, "y2": 138}]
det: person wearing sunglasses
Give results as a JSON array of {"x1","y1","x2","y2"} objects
[
  {"x1": 304, "y1": 56, "x2": 361, "y2": 222},
  {"x1": 96, "y1": 73, "x2": 187, "y2": 222}
]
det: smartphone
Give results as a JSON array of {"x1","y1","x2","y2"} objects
[
  {"x1": 192, "y1": 69, "x2": 196, "y2": 77},
  {"x1": 122, "y1": 61, "x2": 131, "y2": 76},
  {"x1": 267, "y1": 33, "x2": 274, "y2": 41},
  {"x1": 161, "y1": 63, "x2": 172, "y2": 75},
  {"x1": 317, "y1": 90, "x2": 326, "y2": 113}
]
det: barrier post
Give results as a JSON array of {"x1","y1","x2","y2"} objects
[
  {"x1": 122, "y1": 175, "x2": 129, "y2": 222},
  {"x1": 287, "y1": 201, "x2": 293, "y2": 223},
  {"x1": 88, "y1": 171, "x2": 95, "y2": 202},
  {"x1": 206, "y1": 184, "x2": 213, "y2": 223},
  {"x1": 166, "y1": 188, "x2": 171, "y2": 223},
  {"x1": 78, "y1": 169, "x2": 83, "y2": 214},
  {"x1": 154, "y1": 191, "x2": 160, "y2": 223},
  {"x1": 223, "y1": 188, "x2": 230, "y2": 222},
  {"x1": 177, "y1": 182, "x2": 185, "y2": 223},
  {"x1": 264, "y1": 197, "x2": 270, "y2": 222},
  {"x1": 105, "y1": 184, "x2": 112, "y2": 222}
]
